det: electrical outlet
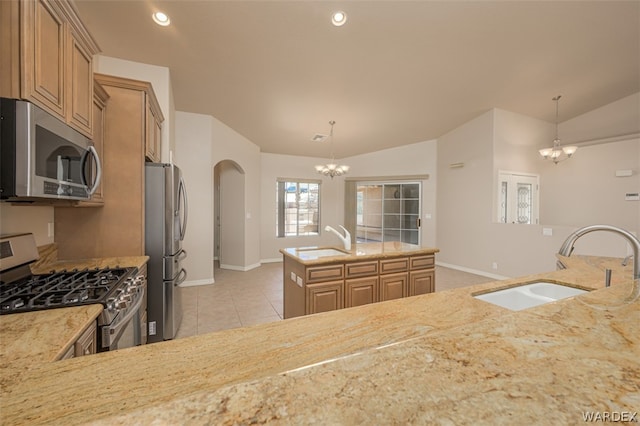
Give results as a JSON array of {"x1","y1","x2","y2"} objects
[
  {"x1": 149, "y1": 321, "x2": 157, "y2": 336},
  {"x1": 290, "y1": 272, "x2": 297, "y2": 282},
  {"x1": 492, "y1": 262, "x2": 498, "y2": 270},
  {"x1": 296, "y1": 276, "x2": 303, "y2": 287},
  {"x1": 48, "y1": 222, "x2": 54, "y2": 238}
]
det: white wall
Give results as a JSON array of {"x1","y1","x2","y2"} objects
[
  {"x1": 260, "y1": 153, "x2": 345, "y2": 262},
  {"x1": 174, "y1": 111, "x2": 213, "y2": 286},
  {"x1": 94, "y1": 55, "x2": 175, "y2": 162},
  {"x1": 341, "y1": 140, "x2": 438, "y2": 249},
  {"x1": 219, "y1": 161, "x2": 246, "y2": 269},
  {"x1": 437, "y1": 99, "x2": 640, "y2": 279},
  {"x1": 175, "y1": 111, "x2": 262, "y2": 284},
  {"x1": 0, "y1": 204, "x2": 54, "y2": 247}
]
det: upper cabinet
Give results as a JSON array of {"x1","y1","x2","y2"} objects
[{"x1": 0, "y1": 0, "x2": 100, "y2": 137}]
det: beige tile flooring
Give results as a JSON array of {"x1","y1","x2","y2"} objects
[{"x1": 175, "y1": 262, "x2": 494, "y2": 339}]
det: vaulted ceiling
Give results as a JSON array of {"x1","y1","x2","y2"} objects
[{"x1": 74, "y1": 1, "x2": 640, "y2": 158}]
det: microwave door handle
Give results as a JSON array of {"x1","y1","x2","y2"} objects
[
  {"x1": 86, "y1": 146, "x2": 102, "y2": 196},
  {"x1": 179, "y1": 176, "x2": 188, "y2": 240}
]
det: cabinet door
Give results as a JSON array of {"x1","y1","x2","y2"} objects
[
  {"x1": 67, "y1": 26, "x2": 93, "y2": 135},
  {"x1": 23, "y1": 0, "x2": 66, "y2": 117},
  {"x1": 409, "y1": 270, "x2": 435, "y2": 296},
  {"x1": 145, "y1": 97, "x2": 162, "y2": 162},
  {"x1": 74, "y1": 321, "x2": 97, "y2": 357},
  {"x1": 345, "y1": 276, "x2": 378, "y2": 308},
  {"x1": 380, "y1": 272, "x2": 408, "y2": 301},
  {"x1": 306, "y1": 281, "x2": 343, "y2": 315}
]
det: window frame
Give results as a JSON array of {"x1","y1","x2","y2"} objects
[{"x1": 276, "y1": 178, "x2": 322, "y2": 238}]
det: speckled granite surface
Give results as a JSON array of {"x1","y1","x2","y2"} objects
[
  {"x1": 1, "y1": 255, "x2": 637, "y2": 425},
  {"x1": 280, "y1": 242, "x2": 439, "y2": 265}
]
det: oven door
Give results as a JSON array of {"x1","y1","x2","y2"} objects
[{"x1": 100, "y1": 286, "x2": 146, "y2": 351}]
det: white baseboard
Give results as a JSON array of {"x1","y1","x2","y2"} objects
[
  {"x1": 181, "y1": 278, "x2": 215, "y2": 287},
  {"x1": 261, "y1": 258, "x2": 283, "y2": 264},
  {"x1": 219, "y1": 262, "x2": 261, "y2": 272},
  {"x1": 435, "y1": 261, "x2": 510, "y2": 281}
]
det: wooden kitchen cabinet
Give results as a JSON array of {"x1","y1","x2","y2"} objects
[
  {"x1": 0, "y1": 0, "x2": 100, "y2": 137},
  {"x1": 283, "y1": 252, "x2": 435, "y2": 318},
  {"x1": 55, "y1": 74, "x2": 164, "y2": 258},
  {"x1": 306, "y1": 281, "x2": 343, "y2": 315},
  {"x1": 380, "y1": 272, "x2": 408, "y2": 301},
  {"x1": 145, "y1": 98, "x2": 162, "y2": 162},
  {"x1": 409, "y1": 270, "x2": 435, "y2": 296},
  {"x1": 58, "y1": 320, "x2": 97, "y2": 360},
  {"x1": 345, "y1": 276, "x2": 379, "y2": 308}
]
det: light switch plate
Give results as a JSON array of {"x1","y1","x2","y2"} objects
[
  {"x1": 296, "y1": 276, "x2": 303, "y2": 287},
  {"x1": 543, "y1": 227, "x2": 553, "y2": 236}
]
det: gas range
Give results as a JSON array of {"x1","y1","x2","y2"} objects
[
  {"x1": 0, "y1": 233, "x2": 147, "y2": 351},
  {"x1": 0, "y1": 266, "x2": 138, "y2": 323}
]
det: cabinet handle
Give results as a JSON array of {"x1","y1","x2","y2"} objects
[{"x1": 416, "y1": 218, "x2": 421, "y2": 228}]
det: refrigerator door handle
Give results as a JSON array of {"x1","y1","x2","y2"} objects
[
  {"x1": 178, "y1": 249, "x2": 187, "y2": 261},
  {"x1": 178, "y1": 176, "x2": 188, "y2": 241},
  {"x1": 176, "y1": 268, "x2": 187, "y2": 286}
]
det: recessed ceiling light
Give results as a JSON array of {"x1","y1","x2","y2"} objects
[
  {"x1": 331, "y1": 11, "x2": 347, "y2": 27},
  {"x1": 152, "y1": 11, "x2": 171, "y2": 26}
]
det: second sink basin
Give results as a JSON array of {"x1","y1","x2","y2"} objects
[{"x1": 473, "y1": 281, "x2": 588, "y2": 311}]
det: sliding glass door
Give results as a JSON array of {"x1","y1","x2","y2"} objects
[{"x1": 356, "y1": 182, "x2": 421, "y2": 244}]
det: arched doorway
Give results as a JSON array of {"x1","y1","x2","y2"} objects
[{"x1": 213, "y1": 160, "x2": 246, "y2": 270}]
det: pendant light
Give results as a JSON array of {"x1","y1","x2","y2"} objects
[
  {"x1": 315, "y1": 121, "x2": 349, "y2": 178},
  {"x1": 539, "y1": 95, "x2": 578, "y2": 164}
]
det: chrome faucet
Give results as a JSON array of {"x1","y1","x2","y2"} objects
[
  {"x1": 558, "y1": 225, "x2": 640, "y2": 281},
  {"x1": 325, "y1": 225, "x2": 351, "y2": 251}
]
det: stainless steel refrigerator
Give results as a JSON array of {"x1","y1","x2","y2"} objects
[{"x1": 145, "y1": 163, "x2": 188, "y2": 343}]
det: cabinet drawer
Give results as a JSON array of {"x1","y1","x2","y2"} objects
[
  {"x1": 410, "y1": 255, "x2": 435, "y2": 270},
  {"x1": 306, "y1": 264, "x2": 344, "y2": 283},
  {"x1": 345, "y1": 261, "x2": 378, "y2": 278},
  {"x1": 379, "y1": 257, "x2": 409, "y2": 274}
]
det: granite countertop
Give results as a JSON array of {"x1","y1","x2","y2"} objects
[
  {"x1": 0, "y1": 255, "x2": 637, "y2": 424},
  {"x1": 280, "y1": 241, "x2": 439, "y2": 265},
  {"x1": 30, "y1": 256, "x2": 149, "y2": 275}
]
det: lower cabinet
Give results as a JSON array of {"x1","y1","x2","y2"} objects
[
  {"x1": 380, "y1": 272, "x2": 408, "y2": 301},
  {"x1": 59, "y1": 320, "x2": 97, "y2": 360},
  {"x1": 345, "y1": 276, "x2": 379, "y2": 308},
  {"x1": 409, "y1": 270, "x2": 435, "y2": 296},
  {"x1": 306, "y1": 281, "x2": 343, "y2": 315}
]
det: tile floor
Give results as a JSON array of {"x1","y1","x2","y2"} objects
[{"x1": 175, "y1": 262, "x2": 494, "y2": 339}]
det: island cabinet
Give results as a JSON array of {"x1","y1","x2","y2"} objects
[
  {"x1": 0, "y1": 0, "x2": 100, "y2": 137},
  {"x1": 283, "y1": 248, "x2": 437, "y2": 319}
]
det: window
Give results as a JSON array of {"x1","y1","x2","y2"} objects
[
  {"x1": 355, "y1": 182, "x2": 421, "y2": 244},
  {"x1": 276, "y1": 180, "x2": 321, "y2": 237}
]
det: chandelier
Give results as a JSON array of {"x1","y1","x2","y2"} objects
[
  {"x1": 538, "y1": 95, "x2": 578, "y2": 164},
  {"x1": 315, "y1": 120, "x2": 349, "y2": 178}
]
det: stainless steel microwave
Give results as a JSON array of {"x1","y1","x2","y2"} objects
[{"x1": 0, "y1": 98, "x2": 102, "y2": 201}]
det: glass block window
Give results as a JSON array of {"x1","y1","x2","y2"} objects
[{"x1": 276, "y1": 180, "x2": 321, "y2": 237}]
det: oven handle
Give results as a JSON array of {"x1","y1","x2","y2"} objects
[{"x1": 102, "y1": 286, "x2": 145, "y2": 349}]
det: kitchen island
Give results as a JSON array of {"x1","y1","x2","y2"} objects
[
  {"x1": 281, "y1": 242, "x2": 439, "y2": 318},
  {"x1": 0, "y1": 255, "x2": 638, "y2": 424}
]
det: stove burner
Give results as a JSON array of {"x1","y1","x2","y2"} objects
[{"x1": 0, "y1": 267, "x2": 136, "y2": 315}]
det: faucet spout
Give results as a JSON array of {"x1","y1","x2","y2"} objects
[
  {"x1": 324, "y1": 225, "x2": 351, "y2": 251},
  {"x1": 558, "y1": 225, "x2": 640, "y2": 281}
]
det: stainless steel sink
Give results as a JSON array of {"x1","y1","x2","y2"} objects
[{"x1": 473, "y1": 282, "x2": 588, "y2": 311}]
